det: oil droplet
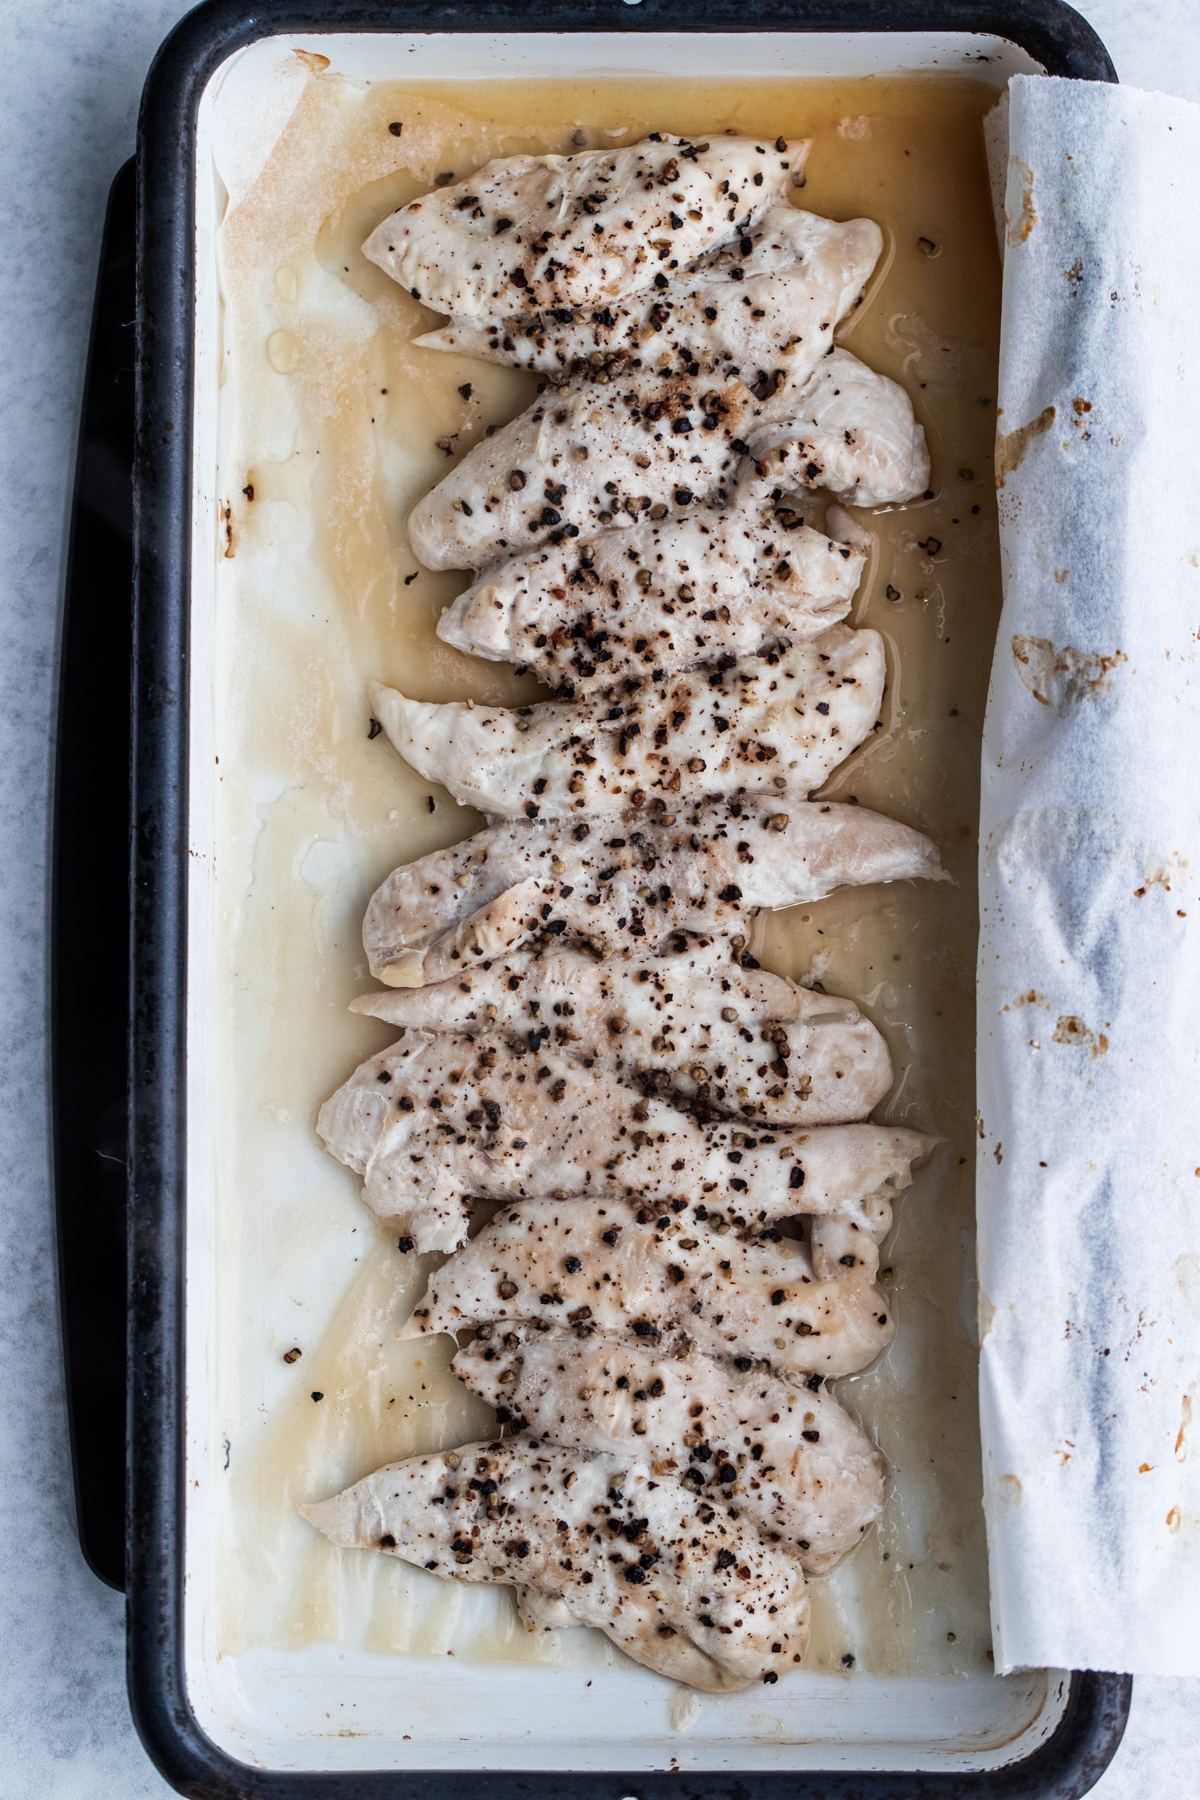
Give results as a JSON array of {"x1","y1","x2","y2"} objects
[
  {"x1": 274, "y1": 265, "x2": 300, "y2": 303},
  {"x1": 266, "y1": 329, "x2": 300, "y2": 375}
]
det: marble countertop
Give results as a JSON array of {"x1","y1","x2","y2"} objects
[{"x1": 1, "y1": 2, "x2": 1197, "y2": 1793}]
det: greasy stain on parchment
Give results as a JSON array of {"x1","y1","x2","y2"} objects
[
  {"x1": 1011, "y1": 634, "x2": 1127, "y2": 707},
  {"x1": 995, "y1": 405, "x2": 1056, "y2": 487}
]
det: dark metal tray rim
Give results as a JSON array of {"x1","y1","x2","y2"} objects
[{"x1": 127, "y1": 1, "x2": 1129, "y2": 1793}]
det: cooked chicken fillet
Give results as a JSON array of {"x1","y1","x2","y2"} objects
[
  {"x1": 513, "y1": 1589, "x2": 578, "y2": 1631},
  {"x1": 408, "y1": 351, "x2": 924, "y2": 574},
  {"x1": 362, "y1": 135, "x2": 807, "y2": 322},
  {"x1": 401, "y1": 1196, "x2": 896, "y2": 1378},
  {"x1": 453, "y1": 1331, "x2": 884, "y2": 1573},
  {"x1": 317, "y1": 1020, "x2": 932, "y2": 1247},
  {"x1": 362, "y1": 798, "x2": 941, "y2": 986},
  {"x1": 301, "y1": 1436, "x2": 808, "y2": 1690},
  {"x1": 407, "y1": 372, "x2": 760, "y2": 572},
  {"x1": 809, "y1": 1211, "x2": 892, "y2": 1281},
  {"x1": 369, "y1": 628, "x2": 883, "y2": 820},
  {"x1": 350, "y1": 936, "x2": 893, "y2": 1127},
  {"x1": 752, "y1": 348, "x2": 930, "y2": 508},
  {"x1": 415, "y1": 208, "x2": 882, "y2": 380},
  {"x1": 435, "y1": 499, "x2": 864, "y2": 693}
]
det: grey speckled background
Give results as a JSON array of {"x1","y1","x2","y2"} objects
[{"x1": 1, "y1": 3, "x2": 1197, "y2": 1793}]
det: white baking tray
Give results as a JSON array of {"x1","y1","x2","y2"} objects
[{"x1": 183, "y1": 26, "x2": 1070, "y2": 1775}]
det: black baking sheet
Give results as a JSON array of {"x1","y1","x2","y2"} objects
[{"x1": 102, "y1": 1, "x2": 1131, "y2": 1792}]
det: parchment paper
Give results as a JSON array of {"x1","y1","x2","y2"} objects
[{"x1": 978, "y1": 74, "x2": 1200, "y2": 1676}]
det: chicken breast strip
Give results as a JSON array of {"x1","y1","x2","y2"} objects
[
  {"x1": 301, "y1": 1436, "x2": 808, "y2": 1690},
  {"x1": 415, "y1": 208, "x2": 882, "y2": 381},
  {"x1": 368, "y1": 627, "x2": 884, "y2": 820},
  {"x1": 362, "y1": 135, "x2": 807, "y2": 322},
  {"x1": 362, "y1": 797, "x2": 941, "y2": 987},
  {"x1": 435, "y1": 493, "x2": 864, "y2": 693},
  {"x1": 407, "y1": 352, "x2": 925, "y2": 572},
  {"x1": 317, "y1": 1021, "x2": 933, "y2": 1248},
  {"x1": 401, "y1": 1195, "x2": 896, "y2": 1378},
  {"x1": 750, "y1": 348, "x2": 931, "y2": 509},
  {"x1": 407, "y1": 371, "x2": 758, "y2": 572},
  {"x1": 453, "y1": 1330, "x2": 884, "y2": 1574},
  {"x1": 350, "y1": 936, "x2": 894, "y2": 1127}
]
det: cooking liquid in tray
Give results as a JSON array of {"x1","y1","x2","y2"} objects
[{"x1": 212, "y1": 68, "x2": 1002, "y2": 1681}]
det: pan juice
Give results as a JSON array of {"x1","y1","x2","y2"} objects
[{"x1": 212, "y1": 67, "x2": 1002, "y2": 1684}]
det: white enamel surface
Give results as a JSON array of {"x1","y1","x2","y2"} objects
[
  {"x1": 196, "y1": 1650, "x2": 1068, "y2": 1773},
  {"x1": 206, "y1": 30, "x2": 1045, "y2": 101},
  {"x1": 184, "y1": 26, "x2": 1067, "y2": 1778}
]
